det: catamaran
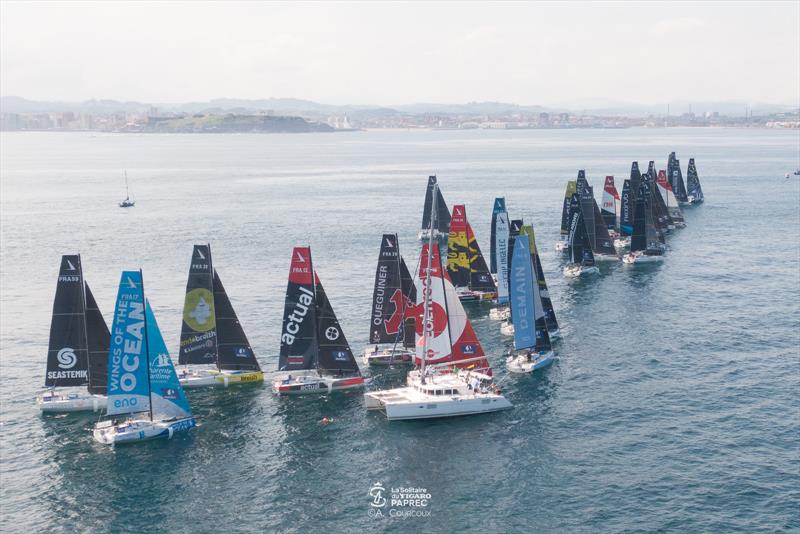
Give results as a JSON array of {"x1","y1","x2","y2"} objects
[
  {"x1": 564, "y1": 193, "x2": 600, "y2": 277},
  {"x1": 601, "y1": 176, "x2": 620, "y2": 237},
  {"x1": 686, "y1": 158, "x2": 705, "y2": 204},
  {"x1": 656, "y1": 170, "x2": 686, "y2": 227},
  {"x1": 37, "y1": 255, "x2": 109, "y2": 413},
  {"x1": 623, "y1": 178, "x2": 666, "y2": 264},
  {"x1": 576, "y1": 170, "x2": 617, "y2": 261},
  {"x1": 272, "y1": 247, "x2": 365, "y2": 394},
  {"x1": 362, "y1": 234, "x2": 417, "y2": 366},
  {"x1": 489, "y1": 205, "x2": 511, "y2": 321},
  {"x1": 447, "y1": 204, "x2": 497, "y2": 301},
  {"x1": 177, "y1": 245, "x2": 263, "y2": 387},
  {"x1": 118, "y1": 170, "x2": 135, "y2": 208},
  {"x1": 506, "y1": 234, "x2": 555, "y2": 373},
  {"x1": 93, "y1": 271, "x2": 196, "y2": 445},
  {"x1": 668, "y1": 152, "x2": 690, "y2": 205},
  {"x1": 364, "y1": 225, "x2": 512, "y2": 420},
  {"x1": 418, "y1": 175, "x2": 451, "y2": 241},
  {"x1": 555, "y1": 181, "x2": 577, "y2": 252}
]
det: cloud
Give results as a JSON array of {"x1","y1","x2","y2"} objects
[{"x1": 654, "y1": 17, "x2": 705, "y2": 35}]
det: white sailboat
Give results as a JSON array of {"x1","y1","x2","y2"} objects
[
  {"x1": 93, "y1": 271, "x2": 196, "y2": 445},
  {"x1": 118, "y1": 171, "x2": 135, "y2": 208}
]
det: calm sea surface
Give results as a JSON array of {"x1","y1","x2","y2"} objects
[{"x1": 1, "y1": 128, "x2": 798, "y2": 533}]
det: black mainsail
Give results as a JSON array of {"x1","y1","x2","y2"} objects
[
  {"x1": 520, "y1": 225, "x2": 559, "y2": 333},
  {"x1": 84, "y1": 284, "x2": 110, "y2": 395},
  {"x1": 178, "y1": 244, "x2": 218, "y2": 366},
  {"x1": 315, "y1": 275, "x2": 361, "y2": 377},
  {"x1": 369, "y1": 234, "x2": 415, "y2": 347},
  {"x1": 213, "y1": 272, "x2": 260, "y2": 371},
  {"x1": 686, "y1": 158, "x2": 704, "y2": 202},
  {"x1": 420, "y1": 175, "x2": 451, "y2": 236},
  {"x1": 568, "y1": 194, "x2": 595, "y2": 267},
  {"x1": 45, "y1": 255, "x2": 89, "y2": 389},
  {"x1": 668, "y1": 152, "x2": 689, "y2": 203},
  {"x1": 620, "y1": 179, "x2": 633, "y2": 236},
  {"x1": 279, "y1": 247, "x2": 318, "y2": 371}
]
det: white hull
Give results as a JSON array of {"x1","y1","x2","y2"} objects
[
  {"x1": 500, "y1": 320, "x2": 514, "y2": 336},
  {"x1": 554, "y1": 240, "x2": 569, "y2": 252},
  {"x1": 506, "y1": 351, "x2": 555, "y2": 374},
  {"x1": 455, "y1": 287, "x2": 497, "y2": 302},
  {"x1": 272, "y1": 370, "x2": 365, "y2": 395},
  {"x1": 178, "y1": 367, "x2": 264, "y2": 388},
  {"x1": 489, "y1": 306, "x2": 510, "y2": 321},
  {"x1": 93, "y1": 416, "x2": 196, "y2": 445},
  {"x1": 563, "y1": 265, "x2": 600, "y2": 277},
  {"x1": 593, "y1": 253, "x2": 618, "y2": 262},
  {"x1": 365, "y1": 370, "x2": 512, "y2": 420},
  {"x1": 37, "y1": 391, "x2": 106, "y2": 413},
  {"x1": 361, "y1": 346, "x2": 414, "y2": 366},
  {"x1": 623, "y1": 252, "x2": 665, "y2": 264}
]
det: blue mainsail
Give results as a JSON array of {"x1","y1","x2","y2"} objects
[
  {"x1": 106, "y1": 271, "x2": 151, "y2": 417},
  {"x1": 510, "y1": 235, "x2": 536, "y2": 351},
  {"x1": 495, "y1": 212, "x2": 510, "y2": 304},
  {"x1": 146, "y1": 300, "x2": 192, "y2": 420}
]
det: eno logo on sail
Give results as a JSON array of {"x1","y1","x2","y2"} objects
[{"x1": 109, "y1": 300, "x2": 145, "y2": 393}]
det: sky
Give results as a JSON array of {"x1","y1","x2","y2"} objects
[{"x1": 1, "y1": 1, "x2": 798, "y2": 107}]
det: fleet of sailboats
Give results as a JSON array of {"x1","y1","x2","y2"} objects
[{"x1": 38, "y1": 163, "x2": 705, "y2": 439}]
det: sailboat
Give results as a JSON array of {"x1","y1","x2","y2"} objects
[
  {"x1": 93, "y1": 271, "x2": 196, "y2": 445},
  {"x1": 601, "y1": 176, "x2": 620, "y2": 236},
  {"x1": 488, "y1": 209, "x2": 511, "y2": 321},
  {"x1": 615, "y1": 178, "x2": 633, "y2": 250},
  {"x1": 555, "y1": 181, "x2": 577, "y2": 252},
  {"x1": 506, "y1": 234, "x2": 555, "y2": 373},
  {"x1": 490, "y1": 197, "x2": 507, "y2": 276},
  {"x1": 272, "y1": 247, "x2": 364, "y2": 394},
  {"x1": 446, "y1": 204, "x2": 497, "y2": 301},
  {"x1": 362, "y1": 234, "x2": 417, "y2": 366},
  {"x1": 656, "y1": 170, "x2": 686, "y2": 227},
  {"x1": 418, "y1": 175, "x2": 451, "y2": 241},
  {"x1": 686, "y1": 158, "x2": 705, "y2": 204},
  {"x1": 576, "y1": 170, "x2": 617, "y2": 261},
  {"x1": 668, "y1": 152, "x2": 690, "y2": 205},
  {"x1": 177, "y1": 245, "x2": 263, "y2": 388},
  {"x1": 647, "y1": 161, "x2": 675, "y2": 232},
  {"x1": 37, "y1": 255, "x2": 109, "y2": 413},
  {"x1": 364, "y1": 197, "x2": 512, "y2": 419},
  {"x1": 564, "y1": 193, "x2": 600, "y2": 277},
  {"x1": 623, "y1": 179, "x2": 666, "y2": 264},
  {"x1": 118, "y1": 171, "x2": 135, "y2": 208}
]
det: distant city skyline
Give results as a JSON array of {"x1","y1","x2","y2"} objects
[{"x1": 1, "y1": 1, "x2": 798, "y2": 107}]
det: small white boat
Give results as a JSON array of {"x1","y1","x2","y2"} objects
[
  {"x1": 118, "y1": 170, "x2": 135, "y2": 208},
  {"x1": 37, "y1": 255, "x2": 111, "y2": 413},
  {"x1": 489, "y1": 306, "x2": 510, "y2": 321},
  {"x1": 506, "y1": 351, "x2": 555, "y2": 374},
  {"x1": 563, "y1": 264, "x2": 600, "y2": 277},
  {"x1": 273, "y1": 246, "x2": 365, "y2": 396},
  {"x1": 362, "y1": 346, "x2": 414, "y2": 366},
  {"x1": 500, "y1": 320, "x2": 515, "y2": 336},
  {"x1": 93, "y1": 271, "x2": 196, "y2": 446}
]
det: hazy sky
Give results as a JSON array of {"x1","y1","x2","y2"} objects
[{"x1": 1, "y1": 1, "x2": 798, "y2": 106}]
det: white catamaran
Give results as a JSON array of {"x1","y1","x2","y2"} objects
[
  {"x1": 272, "y1": 247, "x2": 365, "y2": 394},
  {"x1": 177, "y1": 244, "x2": 263, "y2": 388},
  {"x1": 37, "y1": 255, "x2": 109, "y2": 413},
  {"x1": 93, "y1": 270, "x2": 196, "y2": 445}
]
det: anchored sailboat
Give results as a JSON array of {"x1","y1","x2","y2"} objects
[
  {"x1": 564, "y1": 193, "x2": 600, "y2": 277},
  {"x1": 418, "y1": 175, "x2": 451, "y2": 241},
  {"x1": 37, "y1": 255, "x2": 109, "y2": 413},
  {"x1": 686, "y1": 158, "x2": 705, "y2": 204},
  {"x1": 555, "y1": 181, "x2": 577, "y2": 252},
  {"x1": 656, "y1": 170, "x2": 686, "y2": 227},
  {"x1": 272, "y1": 247, "x2": 364, "y2": 394},
  {"x1": 177, "y1": 245, "x2": 263, "y2": 387},
  {"x1": 363, "y1": 234, "x2": 417, "y2": 366},
  {"x1": 364, "y1": 232, "x2": 512, "y2": 419},
  {"x1": 118, "y1": 171, "x2": 135, "y2": 208},
  {"x1": 506, "y1": 234, "x2": 555, "y2": 373},
  {"x1": 93, "y1": 271, "x2": 196, "y2": 445},
  {"x1": 447, "y1": 204, "x2": 497, "y2": 301}
]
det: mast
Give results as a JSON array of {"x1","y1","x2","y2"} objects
[
  {"x1": 77, "y1": 254, "x2": 92, "y2": 392},
  {"x1": 140, "y1": 269, "x2": 153, "y2": 422},
  {"x1": 207, "y1": 243, "x2": 219, "y2": 370},
  {"x1": 420, "y1": 186, "x2": 437, "y2": 377},
  {"x1": 394, "y1": 233, "x2": 405, "y2": 348}
]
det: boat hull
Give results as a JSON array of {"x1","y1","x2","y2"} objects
[
  {"x1": 93, "y1": 417, "x2": 196, "y2": 445},
  {"x1": 362, "y1": 346, "x2": 414, "y2": 366},
  {"x1": 506, "y1": 352, "x2": 555, "y2": 374},
  {"x1": 623, "y1": 252, "x2": 665, "y2": 264},
  {"x1": 593, "y1": 253, "x2": 619, "y2": 262},
  {"x1": 37, "y1": 392, "x2": 107, "y2": 413},
  {"x1": 563, "y1": 265, "x2": 600, "y2": 277},
  {"x1": 272, "y1": 372, "x2": 365, "y2": 395},
  {"x1": 178, "y1": 368, "x2": 264, "y2": 388}
]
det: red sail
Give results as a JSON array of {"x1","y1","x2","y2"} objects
[
  {"x1": 288, "y1": 247, "x2": 313, "y2": 285},
  {"x1": 605, "y1": 175, "x2": 620, "y2": 200}
]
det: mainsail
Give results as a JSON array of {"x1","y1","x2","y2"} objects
[
  {"x1": 178, "y1": 245, "x2": 217, "y2": 366},
  {"x1": 369, "y1": 234, "x2": 415, "y2": 347},
  {"x1": 146, "y1": 301, "x2": 192, "y2": 421},
  {"x1": 508, "y1": 218, "x2": 524, "y2": 273},
  {"x1": 495, "y1": 212, "x2": 510, "y2": 305},
  {"x1": 466, "y1": 222, "x2": 496, "y2": 292},
  {"x1": 315, "y1": 274, "x2": 361, "y2": 377},
  {"x1": 630, "y1": 184, "x2": 647, "y2": 253},
  {"x1": 213, "y1": 272, "x2": 260, "y2": 371},
  {"x1": 399, "y1": 257, "x2": 416, "y2": 348},
  {"x1": 278, "y1": 247, "x2": 318, "y2": 372},
  {"x1": 601, "y1": 176, "x2": 619, "y2": 232},
  {"x1": 446, "y1": 205, "x2": 471, "y2": 288},
  {"x1": 413, "y1": 243, "x2": 490, "y2": 372},
  {"x1": 510, "y1": 235, "x2": 552, "y2": 353},
  {"x1": 668, "y1": 152, "x2": 689, "y2": 203},
  {"x1": 420, "y1": 175, "x2": 451, "y2": 235},
  {"x1": 45, "y1": 255, "x2": 89, "y2": 389},
  {"x1": 620, "y1": 179, "x2": 633, "y2": 235},
  {"x1": 568, "y1": 194, "x2": 596, "y2": 267},
  {"x1": 84, "y1": 284, "x2": 110, "y2": 395},
  {"x1": 648, "y1": 161, "x2": 673, "y2": 231},
  {"x1": 520, "y1": 225, "x2": 558, "y2": 333},
  {"x1": 490, "y1": 197, "x2": 507, "y2": 273},
  {"x1": 559, "y1": 181, "x2": 578, "y2": 239},
  {"x1": 656, "y1": 170, "x2": 685, "y2": 225},
  {"x1": 577, "y1": 171, "x2": 615, "y2": 255},
  {"x1": 686, "y1": 158, "x2": 704, "y2": 202}
]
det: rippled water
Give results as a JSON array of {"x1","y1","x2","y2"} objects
[{"x1": 1, "y1": 128, "x2": 798, "y2": 532}]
